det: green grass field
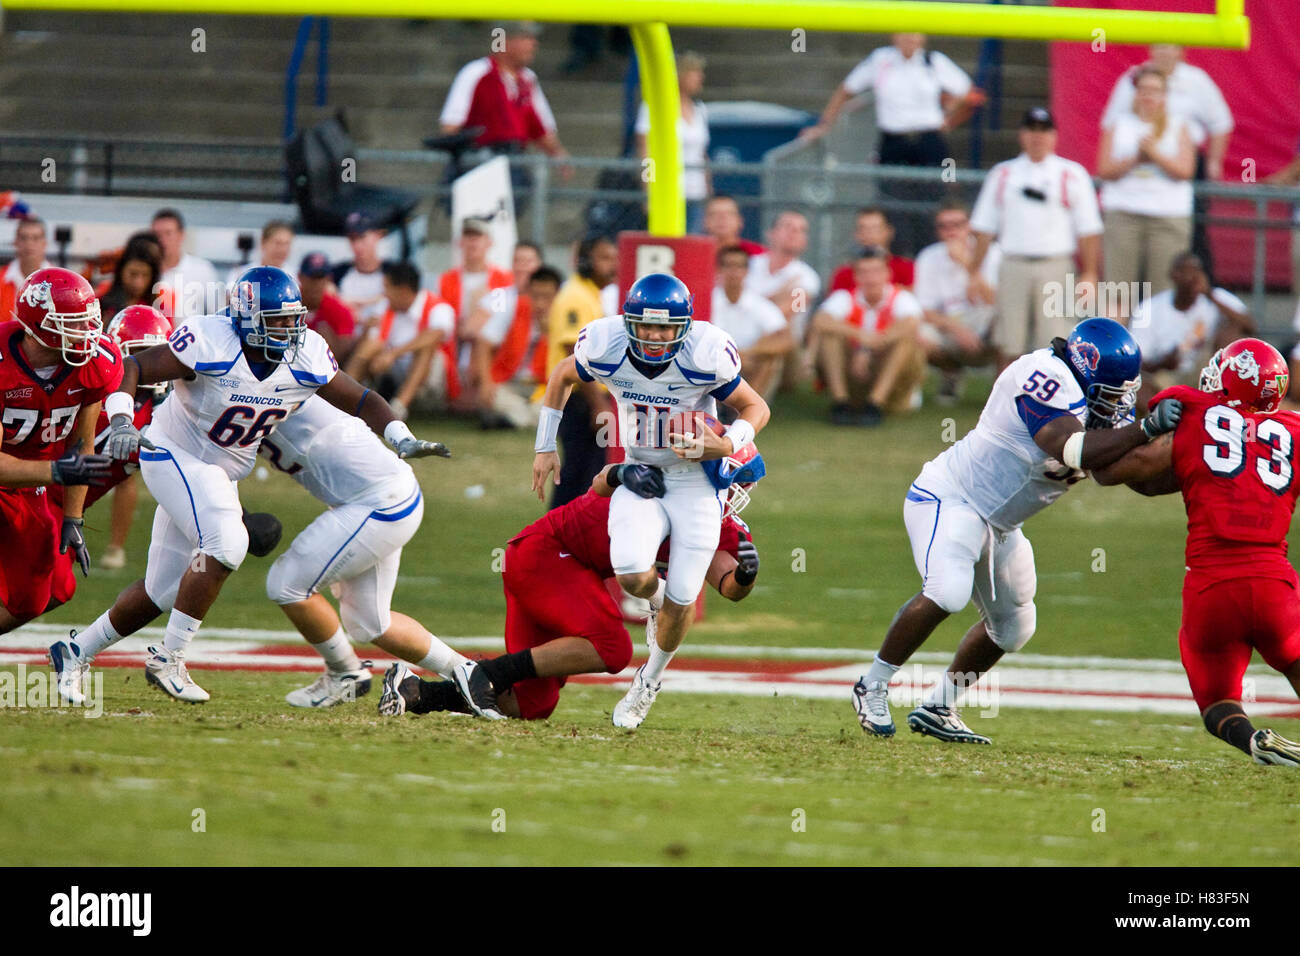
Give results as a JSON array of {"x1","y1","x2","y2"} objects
[{"x1": 4, "y1": 378, "x2": 1300, "y2": 866}]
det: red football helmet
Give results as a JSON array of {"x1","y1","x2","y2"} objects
[
  {"x1": 108, "y1": 305, "x2": 173, "y2": 395},
  {"x1": 1199, "y1": 338, "x2": 1290, "y2": 414},
  {"x1": 13, "y1": 266, "x2": 103, "y2": 366}
]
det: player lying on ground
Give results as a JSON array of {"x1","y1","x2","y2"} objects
[
  {"x1": 532, "y1": 273, "x2": 769, "y2": 729},
  {"x1": 378, "y1": 462, "x2": 761, "y2": 721},
  {"x1": 0, "y1": 268, "x2": 118, "y2": 635},
  {"x1": 853, "y1": 318, "x2": 1183, "y2": 744},
  {"x1": 47, "y1": 266, "x2": 448, "y2": 705},
  {"x1": 1094, "y1": 338, "x2": 1300, "y2": 766},
  {"x1": 258, "y1": 395, "x2": 461, "y2": 707}
]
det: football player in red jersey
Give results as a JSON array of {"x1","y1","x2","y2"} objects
[
  {"x1": 377, "y1": 460, "x2": 762, "y2": 721},
  {"x1": 0, "y1": 267, "x2": 118, "y2": 634},
  {"x1": 1095, "y1": 338, "x2": 1300, "y2": 765}
]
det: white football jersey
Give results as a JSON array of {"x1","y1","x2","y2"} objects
[
  {"x1": 258, "y1": 395, "x2": 417, "y2": 509},
  {"x1": 928, "y1": 348, "x2": 1087, "y2": 531},
  {"x1": 573, "y1": 316, "x2": 743, "y2": 467},
  {"x1": 146, "y1": 314, "x2": 338, "y2": 481}
]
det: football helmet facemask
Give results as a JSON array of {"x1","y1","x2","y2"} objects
[{"x1": 13, "y1": 266, "x2": 103, "y2": 367}]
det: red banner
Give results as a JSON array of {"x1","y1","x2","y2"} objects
[
  {"x1": 616, "y1": 232, "x2": 717, "y2": 323},
  {"x1": 1049, "y1": 0, "x2": 1299, "y2": 288}
]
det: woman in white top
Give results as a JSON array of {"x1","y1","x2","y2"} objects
[
  {"x1": 636, "y1": 52, "x2": 711, "y2": 233},
  {"x1": 1096, "y1": 66, "x2": 1196, "y2": 304}
]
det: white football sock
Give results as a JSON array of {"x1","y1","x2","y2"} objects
[
  {"x1": 642, "y1": 639, "x2": 675, "y2": 683},
  {"x1": 863, "y1": 655, "x2": 900, "y2": 687},
  {"x1": 163, "y1": 609, "x2": 203, "y2": 654},
  {"x1": 648, "y1": 578, "x2": 666, "y2": 612},
  {"x1": 416, "y1": 631, "x2": 469, "y2": 676},
  {"x1": 923, "y1": 671, "x2": 961, "y2": 709},
  {"x1": 76, "y1": 610, "x2": 123, "y2": 659},
  {"x1": 312, "y1": 627, "x2": 361, "y2": 673}
]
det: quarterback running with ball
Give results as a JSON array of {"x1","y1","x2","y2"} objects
[
  {"x1": 530, "y1": 273, "x2": 769, "y2": 729},
  {"x1": 853, "y1": 318, "x2": 1183, "y2": 743}
]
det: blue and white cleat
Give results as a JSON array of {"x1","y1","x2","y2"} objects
[
  {"x1": 1251, "y1": 729, "x2": 1300, "y2": 766},
  {"x1": 49, "y1": 632, "x2": 90, "y2": 705},
  {"x1": 907, "y1": 705, "x2": 991, "y2": 744},
  {"x1": 851, "y1": 678, "x2": 895, "y2": 737},
  {"x1": 144, "y1": 644, "x2": 210, "y2": 704}
]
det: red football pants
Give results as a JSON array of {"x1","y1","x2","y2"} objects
[{"x1": 0, "y1": 487, "x2": 76, "y2": 621}]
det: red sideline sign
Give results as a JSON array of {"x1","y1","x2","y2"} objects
[{"x1": 616, "y1": 232, "x2": 717, "y2": 324}]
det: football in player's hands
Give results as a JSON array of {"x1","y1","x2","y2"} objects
[{"x1": 666, "y1": 411, "x2": 723, "y2": 456}]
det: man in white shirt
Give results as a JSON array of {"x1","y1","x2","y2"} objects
[
  {"x1": 747, "y1": 211, "x2": 822, "y2": 336},
  {"x1": 1129, "y1": 250, "x2": 1252, "y2": 410},
  {"x1": 968, "y1": 107, "x2": 1103, "y2": 370},
  {"x1": 913, "y1": 201, "x2": 999, "y2": 402},
  {"x1": 336, "y1": 211, "x2": 389, "y2": 327},
  {"x1": 811, "y1": 246, "x2": 926, "y2": 426},
  {"x1": 152, "y1": 208, "x2": 220, "y2": 317},
  {"x1": 713, "y1": 245, "x2": 794, "y2": 397},
  {"x1": 803, "y1": 33, "x2": 984, "y2": 255}
]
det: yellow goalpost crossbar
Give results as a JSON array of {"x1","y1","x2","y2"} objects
[{"x1": 7, "y1": 0, "x2": 1251, "y2": 235}]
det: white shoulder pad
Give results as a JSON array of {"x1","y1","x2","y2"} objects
[
  {"x1": 573, "y1": 316, "x2": 626, "y2": 378},
  {"x1": 1012, "y1": 349, "x2": 1086, "y2": 412},
  {"x1": 678, "y1": 322, "x2": 741, "y2": 389},
  {"x1": 171, "y1": 314, "x2": 243, "y2": 375},
  {"x1": 287, "y1": 329, "x2": 340, "y2": 388}
]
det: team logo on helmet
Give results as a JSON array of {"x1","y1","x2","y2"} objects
[
  {"x1": 1228, "y1": 348, "x2": 1260, "y2": 387},
  {"x1": 17, "y1": 281, "x2": 51, "y2": 310},
  {"x1": 233, "y1": 280, "x2": 257, "y2": 313},
  {"x1": 1069, "y1": 340, "x2": 1101, "y2": 375}
]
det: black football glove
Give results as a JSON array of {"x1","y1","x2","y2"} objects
[
  {"x1": 609, "y1": 463, "x2": 665, "y2": 499},
  {"x1": 734, "y1": 532, "x2": 759, "y2": 587},
  {"x1": 242, "y1": 509, "x2": 283, "y2": 558},
  {"x1": 50, "y1": 449, "x2": 113, "y2": 486},
  {"x1": 1140, "y1": 398, "x2": 1183, "y2": 440},
  {"x1": 60, "y1": 516, "x2": 92, "y2": 577}
]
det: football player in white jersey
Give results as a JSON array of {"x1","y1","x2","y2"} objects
[
  {"x1": 526, "y1": 273, "x2": 769, "y2": 729},
  {"x1": 259, "y1": 395, "x2": 468, "y2": 707},
  {"x1": 852, "y1": 318, "x2": 1183, "y2": 743},
  {"x1": 48, "y1": 266, "x2": 449, "y2": 704}
]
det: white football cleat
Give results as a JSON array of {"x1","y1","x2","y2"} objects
[
  {"x1": 851, "y1": 678, "x2": 895, "y2": 737},
  {"x1": 285, "y1": 665, "x2": 372, "y2": 708},
  {"x1": 1251, "y1": 729, "x2": 1300, "y2": 766},
  {"x1": 49, "y1": 633, "x2": 91, "y2": 705},
  {"x1": 144, "y1": 644, "x2": 210, "y2": 704},
  {"x1": 612, "y1": 665, "x2": 661, "y2": 729}
]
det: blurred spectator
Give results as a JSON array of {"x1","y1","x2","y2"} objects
[
  {"x1": 298, "y1": 252, "x2": 357, "y2": 363},
  {"x1": 803, "y1": 33, "x2": 983, "y2": 255},
  {"x1": 440, "y1": 21, "x2": 569, "y2": 163},
  {"x1": 225, "y1": 220, "x2": 295, "y2": 287},
  {"x1": 547, "y1": 236, "x2": 618, "y2": 509},
  {"x1": 711, "y1": 245, "x2": 794, "y2": 397},
  {"x1": 748, "y1": 211, "x2": 821, "y2": 390},
  {"x1": 1097, "y1": 67, "x2": 1196, "y2": 307},
  {"x1": 99, "y1": 233, "x2": 174, "y2": 321},
  {"x1": 1262, "y1": 145, "x2": 1300, "y2": 297},
  {"x1": 913, "y1": 201, "x2": 998, "y2": 403},
  {"x1": 1101, "y1": 44, "x2": 1233, "y2": 271},
  {"x1": 562, "y1": 24, "x2": 630, "y2": 74},
  {"x1": 153, "y1": 208, "x2": 219, "y2": 317},
  {"x1": 462, "y1": 241, "x2": 542, "y2": 415},
  {"x1": 636, "y1": 52, "x2": 711, "y2": 234},
  {"x1": 1130, "y1": 251, "x2": 1252, "y2": 412},
  {"x1": 701, "y1": 195, "x2": 764, "y2": 255},
  {"x1": 969, "y1": 108, "x2": 1102, "y2": 369},
  {"x1": 473, "y1": 264, "x2": 562, "y2": 429},
  {"x1": 345, "y1": 261, "x2": 454, "y2": 420},
  {"x1": 438, "y1": 218, "x2": 514, "y2": 409},
  {"x1": 812, "y1": 246, "x2": 926, "y2": 427},
  {"x1": 335, "y1": 211, "x2": 388, "y2": 325},
  {"x1": 831, "y1": 207, "x2": 914, "y2": 293},
  {"x1": 1, "y1": 217, "x2": 51, "y2": 324}
]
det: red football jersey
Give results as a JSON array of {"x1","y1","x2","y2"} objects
[
  {"x1": 47, "y1": 394, "x2": 155, "y2": 511},
  {"x1": 0, "y1": 320, "x2": 123, "y2": 463},
  {"x1": 515, "y1": 490, "x2": 748, "y2": 578},
  {"x1": 1155, "y1": 384, "x2": 1300, "y2": 584}
]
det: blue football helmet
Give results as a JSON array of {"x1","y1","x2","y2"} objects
[
  {"x1": 229, "y1": 266, "x2": 308, "y2": 363},
  {"x1": 623, "y1": 273, "x2": 693, "y2": 364},
  {"x1": 1061, "y1": 317, "x2": 1141, "y2": 429}
]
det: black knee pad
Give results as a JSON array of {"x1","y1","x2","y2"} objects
[{"x1": 242, "y1": 510, "x2": 283, "y2": 558}]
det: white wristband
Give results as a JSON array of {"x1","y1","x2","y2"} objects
[
  {"x1": 1062, "y1": 431, "x2": 1085, "y2": 471},
  {"x1": 383, "y1": 419, "x2": 415, "y2": 449},
  {"x1": 724, "y1": 419, "x2": 756, "y2": 455},
  {"x1": 104, "y1": 391, "x2": 134, "y2": 421},
  {"x1": 535, "y1": 406, "x2": 563, "y2": 453}
]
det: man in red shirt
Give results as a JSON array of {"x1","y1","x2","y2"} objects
[
  {"x1": 701, "y1": 195, "x2": 765, "y2": 256},
  {"x1": 298, "y1": 252, "x2": 357, "y2": 363},
  {"x1": 0, "y1": 268, "x2": 119, "y2": 636},
  {"x1": 830, "y1": 207, "x2": 915, "y2": 292},
  {"x1": 1096, "y1": 338, "x2": 1300, "y2": 765},
  {"x1": 379, "y1": 463, "x2": 761, "y2": 721}
]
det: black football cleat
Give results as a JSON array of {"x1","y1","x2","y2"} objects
[{"x1": 453, "y1": 660, "x2": 505, "y2": 720}]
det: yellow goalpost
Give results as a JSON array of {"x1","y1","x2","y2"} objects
[{"x1": 7, "y1": 0, "x2": 1251, "y2": 235}]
